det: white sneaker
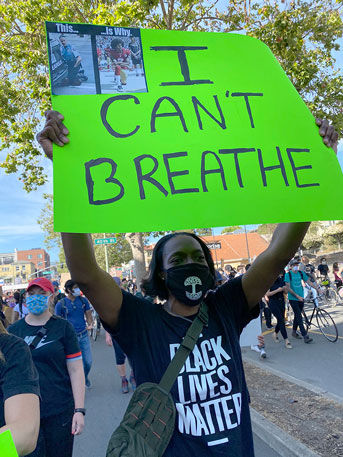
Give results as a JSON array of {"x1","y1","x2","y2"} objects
[
  {"x1": 117, "y1": 85, "x2": 123, "y2": 92},
  {"x1": 260, "y1": 348, "x2": 267, "y2": 359},
  {"x1": 251, "y1": 345, "x2": 261, "y2": 353}
]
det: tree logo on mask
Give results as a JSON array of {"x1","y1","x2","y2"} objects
[{"x1": 184, "y1": 276, "x2": 202, "y2": 300}]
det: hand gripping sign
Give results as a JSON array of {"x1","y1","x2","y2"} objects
[{"x1": 46, "y1": 21, "x2": 343, "y2": 233}]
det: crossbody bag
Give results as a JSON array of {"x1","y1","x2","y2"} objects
[{"x1": 106, "y1": 301, "x2": 209, "y2": 457}]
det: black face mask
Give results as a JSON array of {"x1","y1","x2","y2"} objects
[{"x1": 164, "y1": 263, "x2": 214, "y2": 307}]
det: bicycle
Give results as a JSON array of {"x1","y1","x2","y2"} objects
[
  {"x1": 316, "y1": 277, "x2": 339, "y2": 307},
  {"x1": 89, "y1": 308, "x2": 101, "y2": 341},
  {"x1": 301, "y1": 297, "x2": 338, "y2": 342}
]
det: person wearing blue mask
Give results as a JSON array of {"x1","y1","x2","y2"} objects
[
  {"x1": 55, "y1": 279, "x2": 93, "y2": 388},
  {"x1": 9, "y1": 278, "x2": 85, "y2": 457}
]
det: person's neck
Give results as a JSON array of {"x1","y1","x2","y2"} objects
[
  {"x1": 165, "y1": 295, "x2": 199, "y2": 317},
  {"x1": 67, "y1": 293, "x2": 76, "y2": 301},
  {"x1": 25, "y1": 309, "x2": 52, "y2": 326}
]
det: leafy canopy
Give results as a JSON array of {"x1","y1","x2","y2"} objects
[{"x1": 0, "y1": 0, "x2": 342, "y2": 191}]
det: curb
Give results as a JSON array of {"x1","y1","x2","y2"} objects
[
  {"x1": 243, "y1": 354, "x2": 343, "y2": 405},
  {"x1": 251, "y1": 408, "x2": 320, "y2": 457}
]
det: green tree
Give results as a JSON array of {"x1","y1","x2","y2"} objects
[
  {"x1": 323, "y1": 222, "x2": 343, "y2": 249},
  {"x1": 221, "y1": 226, "x2": 242, "y2": 234},
  {"x1": 302, "y1": 233, "x2": 324, "y2": 252},
  {"x1": 0, "y1": 0, "x2": 342, "y2": 191},
  {"x1": 257, "y1": 223, "x2": 278, "y2": 236},
  {"x1": 195, "y1": 228, "x2": 212, "y2": 236},
  {"x1": 37, "y1": 194, "x2": 133, "y2": 272}
]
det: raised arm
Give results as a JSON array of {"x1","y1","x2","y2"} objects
[
  {"x1": 243, "y1": 118, "x2": 338, "y2": 309},
  {"x1": 37, "y1": 111, "x2": 122, "y2": 329}
]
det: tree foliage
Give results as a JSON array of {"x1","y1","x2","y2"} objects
[
  {"x1": 221, "y1": 226, "x2": 242, "y2": 234},
  {"x1": 257, "y1": 223, "x2": 278, "y2": 235},
  {"x1": 37, "y1": 194, "x2": 132, "y2": 272},
  {"x1": 323, "y1": 222, "x2": 343, "y2": 249},
  {"x1": 0, "y1": 0, "x2": 342, "y2": 191}
]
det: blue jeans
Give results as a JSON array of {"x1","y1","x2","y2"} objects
[
  {"x1": 111, "y1": 337, "x2": 133, "y2": 370},
  {"x1": 77, "y1": 330, "x2": 92, "y2": 383}
]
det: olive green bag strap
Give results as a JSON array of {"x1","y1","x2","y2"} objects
[{"x1": 158, "y1": 301, "x2": 208, "y2": 392}]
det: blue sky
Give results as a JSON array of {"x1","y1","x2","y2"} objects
[{"x1": 0, "y1": 24, "x2": 342, "y2": 263}]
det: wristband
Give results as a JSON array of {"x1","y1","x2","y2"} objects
[{"x1": 74, "y1": 408, "x2": 86, "y2": 416}]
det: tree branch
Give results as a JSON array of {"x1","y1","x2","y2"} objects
[{"x1": 159, "y1": 0, "x2": 168, "y2": 25}]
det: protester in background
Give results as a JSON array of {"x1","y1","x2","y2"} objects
[
  {"x1": 266, "y1": 273, "x2": 292, "y2": 349},
  {"x1": 52, "y1": 280, "x2": 65, "y2": 307},
  {"x1": 55, "y1": 280, "x2": 93, "y2": 388},
  {"x1": 37, "y1": 109, "x2": 338, "y2": 457},
  {"x1": 333, "y1": 262, "x2": 342, "y2": 289},
  {"x1": 215, "y1": 270, "x2": 226, "y2": 286},
  {"x1": 317, "y1": 257, "x2": 329, "y2": 279},
  {"x1": 0, "y1": 321, "x2": 40, "y2": 456},
  {"x1": 285, "y1": 259, "x2": 318, "y2": 343},
  {"x1": 301, "y1": 256, "x2": 319, "y2": 306},
  {"x1": 224, "y1": 264, "x2": 236, "y2": 280},
  {"x1": 9, "y1": 277, "x2": 85, "y2": 457},
  {"x1": 13, "y1": 291, "x2": 28, "y2": 321},
  {"x1": 105, "y1": 277, "x2": 136, "y2": 393}
]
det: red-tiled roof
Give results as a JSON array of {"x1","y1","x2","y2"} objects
[{"x1": 144, "y1": 233, "x2": 269, "y2": 261}]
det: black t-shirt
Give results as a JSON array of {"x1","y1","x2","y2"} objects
[
  {"x1": 9, "y1": 317, "x2": 81, "y2": 418},
  {"x1": 318, "y1": 264, "x2": 329, "y2": 276},
  {"x1": 304, "y1": 264, "x2": 315, "y2": 282},
  {"x1": 269, "y1": 277, "x2": 285, "y2": 303},
  {"x1": 0, "y1": 333, "x2": 40, "y2": 427},
  {"x1": 104, "y1": 277, "x2": 259, "y2": 457}
]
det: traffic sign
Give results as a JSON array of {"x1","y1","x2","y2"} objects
[
  {"x1": 94, "y1": 237, "x2": 117, "y2": 245},
  {"x1": 43, "y1": 271, "x2": 52, "y2": 275}
]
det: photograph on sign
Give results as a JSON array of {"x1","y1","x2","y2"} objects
[
  {"x1": 96, "y1": 32, "x2": 147, "y2": 94},
  {"x1": 47, "y1": 32, "x2": 96, "y2": 95},
  {"x1": 47, "y1": 21, "x2": 343, "y2": 234}
]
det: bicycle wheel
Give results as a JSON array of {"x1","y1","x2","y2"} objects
[
  {"x1": 315, "y1": 308, "x2": 338, "y2": 342},
  {"x1": 92, "y1": 321, "x2": 98, "y2": 341},
  {"x1": 326, "y1": 287, "x2": 339, "y2": 307},
  {"x1": 337, "y1": 286, "x2": 343, "y2": 301}
]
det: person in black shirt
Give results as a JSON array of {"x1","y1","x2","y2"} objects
[
  {"x1": 317, "y1": 257, "x2": 329, "y2": 279},
  {"x1": 266, "y1": 274, "x2": 292, "y2": 349},
  {"x1": 0, "y1": 323, "x2": 40, "y2": 456},
  {"x1": 9, "y1": 277, "x2": 85, "y2": 457},
  {"x1": 37, "y1": 110, "x2": 339, "y2": 457}
]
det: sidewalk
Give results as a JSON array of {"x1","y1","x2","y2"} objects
[{"x1": 244, "y1": 358, "x2": 343, "y2": 457}]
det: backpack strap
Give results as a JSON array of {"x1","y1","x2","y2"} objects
[
  {"x1": 159, "y1": 301, "x2": 208, "y2": 393},
  {"x1": 288, "y1": 271, "x2": 292, "y2": 283},
  {"x1": 29, "y1": 315, "x2": 57, "y2": 350},
  {"x1": 299, "y1": 271, "x2": 305, "y2": 281}
]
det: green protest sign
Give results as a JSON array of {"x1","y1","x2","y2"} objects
[
  {"x1": 0, "y1": 430, "x2": 19, "y2": 457},
  {"x1": 46, "y1": 22, "x2": 343, "y2": 233}
]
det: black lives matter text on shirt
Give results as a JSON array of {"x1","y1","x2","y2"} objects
[
  {"x1": 0, "y1": 333, "x2": 40, "y2": 428},
  {"x1": 103, "y1": 277, "x2": 259, "y2": 457},
  {"x1": 8, "y1": 317, "x2": 80, "y2": 418}
]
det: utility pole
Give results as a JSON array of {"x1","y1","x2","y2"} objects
[
  {"x1": 244, "y1": 225, "x2": 251, "y2": 263},
  {"x1": 211, "y1": 228, "x2": 219, "y2": 268},
  {"x1": 104, "y1": 233, "x2": 109, "y2": 273}
]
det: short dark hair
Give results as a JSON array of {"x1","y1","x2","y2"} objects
[
  {"x1": 321, "y1": 257, "x2": 326, "y2": 262},
  {"x1": 142, "y1": 232, "x2": 215, "y2": 301},
  {"x1": 64, "y1": 279, "x2": 76, "y2": 293},
  {"x1": 111, "y1": 39, "x2": 124, "y2": 49}
]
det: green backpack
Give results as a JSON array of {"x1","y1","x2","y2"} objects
[{"x1": 106, "y1": 302, "x2": 209, "y2": 457}]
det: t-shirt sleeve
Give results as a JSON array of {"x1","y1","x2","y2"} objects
[
  {"x1": 63, "y1": 321, "x2": 82, "y2": 362},
  {"x1": 83, "y1": 298, "x2": 91, "y2": 311},
  {"x1": 101, "y1": 291, "x2": 155, "y2": 356},
  {"x1": 211, "y1": 276, "x2": 260, "y2": 334},
  {"x1": 302, "y1": 272, "x2": 309, "y2": 282},
  {"x1": 0, "y1": 334, "x2": 40, "y2": 403},
  {"x1": 55, "y1": 300, "x2": 62, "y2": 316}
]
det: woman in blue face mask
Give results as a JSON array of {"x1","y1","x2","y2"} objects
[{"x1": 8, "y1": 278, "x2": 86, "y2": 457}]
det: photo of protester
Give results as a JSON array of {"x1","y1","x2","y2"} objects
[
  {"x1": 96, "y1": 34, "x2": 147, "y2": 94},
  {"x1": 48, "y1": 33, "x2": 96, "y2": 95}
]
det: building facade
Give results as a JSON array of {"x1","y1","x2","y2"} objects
[
  {"x1": 0, "y1": 261, "x2": 36, "y2": 285},
  {"x1": 16, "y1": 248, "x2": 50, "y2": 271}
]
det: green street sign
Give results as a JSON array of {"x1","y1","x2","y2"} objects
[
  {"x1": 95, "y1": 237, "x2": 117, "y2": 245},
  {"x1": 43, "y1": 271, "x2": 52, "y2": 275}
]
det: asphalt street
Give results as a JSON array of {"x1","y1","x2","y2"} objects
[
  {"x1": 242, "y1": 302, "x2": 343, "y2": 399},
  {"x1": 73, "y1": 331, "x2": 281, "y2": 457}
]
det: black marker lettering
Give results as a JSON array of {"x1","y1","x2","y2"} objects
[
  {"x1": 100, "y1": 95, "x2": 140, "y2": 138},
  {"x1": 258, "y1": 147, "x2": 289, "y2": 187},
  {"x1": 151, "y1": 97, "x2": 188, "y2": 133},
  {"x1": 163, "y1": 151, "x2": 199, "y2": 194},
  {"x1": 231, "y1": 93, "x2": 263, "y2": 128},
  {"x1": 134, "y1": 155, "x2": 169, "y2": 200},
  {"x1": 85, "y1": 158, "x2": 124, "y2": 205},
  {"x1": 286, "y1": 148, "x2": 320, "y2": 188},
  {"x1": 219, "y1": 148, "x2": 256, "y2": 188},
  {"x1": 201, "y1": 151, "x2": 227, "y2": 192},
  {"x1": 192, "y1": 96, "x2": 226, "y2": 130},
  {"x1": 150, "y1": 46, "x2": 213, "y2": 86}
]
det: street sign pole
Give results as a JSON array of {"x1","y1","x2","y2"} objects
[{"x1": 104, "y1": 233, "x2": 109, "y2": 273}]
